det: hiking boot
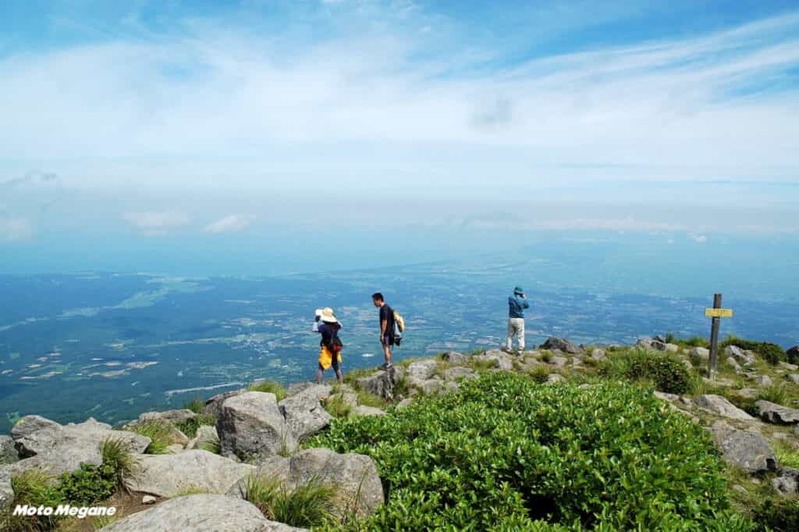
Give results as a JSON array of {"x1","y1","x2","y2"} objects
[
  {"x1": 378, "y1": 363, "x2": 393, "y2": 371},
  {"x1": 501, "y1": 347, "x2": 513, "y2": 354}
]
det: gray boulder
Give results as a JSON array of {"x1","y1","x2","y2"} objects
[
  {"x1": 752, "y1": 375, "x2": 773, "y2": 386},
  {"x1": 472, "y1": 350, "x2": 514, "y2": 371},
  {"x1": 590, "y1": 348, "x2": 606, "y2": 361},
  {"x1": 636, "y1": 337, "x2": 666, "y2": 351},
  {"x1": 1, "y1": 435, "x2": 17, "y2": 464},
  {"x1": 406, "y1": 360, "x2": 438, "y2": 382},
  {"x1": 356, "y1": 367, "x2": 403, "y2": 401},
  {"x1": 549, "y1": 356, "x2": 568, "y2": 368},
  {"x1": 710, "y1": 422, "x2": 777, "y2": 474},
  {"x1": 726, "y1": 357, "x2": 742, "y2": 371},
  {"x1": 755, "y1": 400, "x2": 799, "y2": 425},
  {"x1": 217, "y1": 392, "x2": 297, "y2": 461},
  {"x1": 279, "y1": 386, "x2": 333, "y2": 442},
  {"x1": 725, "y1": 345, "x2": 756, "y2": 366},
  {"x1": 98, "y1": 494, "x2": 301, "y2": 532},
  {"x1": 693, "y1": 395, "x2": 755, "y2": 421},
  {"x1": 539, "y1": 337, "x2": 584, "y2": 355},
  {"x1": 204, "y1": 389, "x2": 245, "y2": 419},
  {"x1": 11, "y1": 418, "x2": 150, "y2": 478},
  {"x1": 441, "y1": 351, "x2": 467, "y2": 365},
  {"x1": 440, "y1": 367, "x2": 477, "y2": 381},
  {"x1": 787, "y1": 374, "x2": 799, "y2": 385},
  {"x1": 139, "y1": 409, "x2": 197, "y2": 425},
  {"x1": 414, "y1": 378, "x2": 445, "y2": 395},
  {"x1": 689, "y1": 347, "x2": 710, "y2": 360},
  {"x1": 127, "y1": 450, "x2": 254, "y2": 497},
  {"x1": 10, "y1": 415, "x2": 61, "y2": 441},
  {"x1": 773, "y1": 467, "x2": 799, "y2": 496},
  {"x1": 1, "y1": 467, "x2": 13, "y2": 510},
  {"x1": 187, "y1": 425, "x2": 218, "y2": 451},
  {"x1": 664, "y1": 343, "x2": 680, "y2": 353},
  {"x1": 546, "y1": 374, "x2": 566, "y2": 384}
]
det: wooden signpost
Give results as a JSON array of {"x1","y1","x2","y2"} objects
[{"x1": 705, "y1": 293, "x2": 733, "y2": 380}]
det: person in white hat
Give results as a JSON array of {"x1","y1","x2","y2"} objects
[{"x1": 314, "y1": 307, "x2": 343, "y2": 383}]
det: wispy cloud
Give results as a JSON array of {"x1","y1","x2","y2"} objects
[
  {"x1": 0, "y1": 218, "x2": 33, "y2": 241},
  {"x1": 204, "y1": 214, "x2": 255, "y2": 234},
  {"x1": 122, "y1": 211, "x2": 190, "y2": 236},
  {"x1": 0, "y1": 2, "x2": 797, "y2": 236}
]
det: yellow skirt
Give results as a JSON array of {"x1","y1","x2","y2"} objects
[{"x1": 318, "y1": 345, "x2": 342, "y2": 370}]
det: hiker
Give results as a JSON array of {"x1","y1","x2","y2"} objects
[
  {"x1": 314, "y1": 307, "x2": 343, "y2": 384},
  {"x1": 505, "y1": 286, "x2": 529, "y2": 354},
  {"x1": 371, "y1": 292, "x2": 394, "y2": 370}
]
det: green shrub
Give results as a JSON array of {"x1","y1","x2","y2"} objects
[
  {"x1": 527, "y1": 365, "x2": 551, "y2": 384},
  {"x1": 199, "y1": 434, "x2": 221, "y2": 454},
  {"x1": 58, "y1": 463, "x2": 115, "y2": 506},
  {"x1": 752, "y1": 497, "x2": 799, "y2": 532},
  {"x1": 664, "y1": 334, "x2": 710, "y2": 348},
  {"x1": 128, "y1": 419, "x2": 174, "y2": 454},
  {"x1": 5, "y1": 468, "x2": 63, "y2": 530},
  {"x1": 601, "y1": 348, "x2": 696, "y2": 394},
  {"x1": 311, "y1": 372, "x2": 745, "y2": 530},
  {"x1": 721, "y1": 336, "x2": 786, "y2": 365},
  {"x1": 247, "y1": 381, "x2": 288, "y2": 401},
  {"x1": 324, "y1": 394, "x2": 353, "y2": 418},
  {"x1": 757, "y1": 383, "x2": 789, "y2": 406}
]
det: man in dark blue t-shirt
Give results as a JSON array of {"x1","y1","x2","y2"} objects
[{"x1": 372, "y1": 292, "x2": 395, "y2": 370}]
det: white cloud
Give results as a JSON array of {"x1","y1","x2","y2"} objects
[
  {"x1": 690, "y1": 234, "x2": 708, "y2": 243},
  {"x1": 204, "y1": 214, "x2": 255, "y2": 234},
  {"x1": 0, "y1": 218, "x2": 33, "y2": 241},
  {"x1": 122, "y1": 211, "x2": 190, "y2": 236}
]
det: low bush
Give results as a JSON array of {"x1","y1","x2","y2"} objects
[
  {"x1": 601, "y1": 348, "x2": 696, "y2": 394},
  {"x1": 183, "y1": 397, "x2": 206, "y2": 414},
  {"x1": 128, "y1": 419, "x2": 174, "y2": 454},
  {"x1": 752, "y1": 497, "x2": 799, "y2": 532},
  {"x1": 174, "y1": 414, "x2": 217, "y2": 438},
  {"x1": 664, "y1": 334, "x2": 710, "y2": 348},
  {"x1": 722, "y1": 336, "x2": 786, "y2": 365},
  {"x1": 101, "y1": 436, "x2": 139, "y2": 492},
  {"x1": 311, "y1": 372, "x2": 748, "y2": 530}
]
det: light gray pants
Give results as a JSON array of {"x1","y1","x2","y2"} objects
[{"x1": 506, "y1": 318, "x2": 525, "y2": 351}]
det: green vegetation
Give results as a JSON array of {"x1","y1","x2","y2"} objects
[
  {"x1": 752, "y1": 498, "x2": 799, "y2": 532},
  {"x1": 1, "y1": 439, "x2": 138, "y2": 531},
  {"x1": 664, "y1": 334, "x2": 710, "y2": 348},
  {"x1": 527, "y1": 364, "x2": 552, "y2": 383},
  {"x1": 722, "y1": 335, "x2": 786, "y2": 365},
  {"x1": 324, "y1": 393, "x2": 353, "y2": 418},
  {"x1": 244, "y1": 474, "x2": 336, "y2": 528},
  {"x1": 128, "y1": 419, "x2": 174, "y2": 454},
  {"x1": 174, "y1": 413, "x2": 217, "y2": 438},
  {"x1": 247, "y1": 380, "x2": 288, "y2": 401},
  {"x1": 600, "y1": 348, "x2": 697, "y2": 394},
  {"x1": 184, "y1": 397, "x2": 206, "y2": 414},
  {"x1": 199, "y1": 433, "x2": 221, "y2": 454},
  {"x1": 757, "y1": 383, "x2": 789, "y2": 406},
  {"x1": 311, "y1": 372, "x2": 747, "y2": 530}
]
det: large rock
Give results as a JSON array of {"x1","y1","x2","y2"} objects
[
  {"x1": 187, "y1": 425, "x2": 219, "y2": 451},
  {"x1": 1, "y1": 467, "x2": 13, "y2": 510},
  {"x1": 217, "y1": 392, "x2": 297, "y2": 461},
  {"x1": 233, "y1": 448, "x2": 383, "y2": 519},
  {"x1": 689, "y1": 347, "x2": 710, "y2": 360},
  {"x1": 710, "y1": 422, "x2": 777, "y2": 474},
  {"x1": 204, "y1": 389, "x2": 245, "y2": 419},
  {"x1": 785, "y1": 346, "x2": 799, "y2": 364},
  {"x1": 352, "y1": 406, "x2": 387, "y2": 417},
  {"x1": 755, "y1": 400, "x2": 799, "y2": 425},
  {"x1": 406, "y1": 360, "x2": 438, "y2": 382},
  {"x1": 787, "y1": 374, "x2": 799, "y2": 385},
  {"x1": 440, "y1": 367, "x2": 477, "y2": 381},
  {"x1": 138, "y1": 409, "x2": 197, "y2": 425},
  {"x1": 11, "y1": 418, "x2": 150, "y2": 478},
  {"x1": 539, "y1": 337, "x2": 584, "y2": 355},
  {"x1": 725, "y1": 345, "x2": 756, "y2": 366},
  {"x1": 772, "y1": 467, "x2": 799, "y2": 496},
  {"x1": 693, "y1": 395, "x2": 755, "y2": 421},
  {"x1": 636, "y1": 337, "x2": 666, "y2": 351},
  {"x1": 1, "y1": 435, "x2": 18, "y2": 464},
  {"x1": 127, "y1": 450, "x2": 254, "y2": 497},
  {"x1": 98, "y1": 494, "x2": 301, "y2": 532},
  {"x1": 441, "y1": 351, "x2": 467, "y2": 365},
  {"x1": 472, "y1": 350, "x2": 514, "y2": 371},
  {"x1": 10, "y1": 415, "x2": 61, "y2": 441},
  {"x1": 356, "y1": 367, "x2": 403, "y2": 401},
  {"x1": 279, "y1": 386, "x2": 333, "y2": 442}
]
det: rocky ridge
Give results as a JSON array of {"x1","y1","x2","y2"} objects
[{"x1": 1, "y1": 336, "x2": 799, "y2": 530}]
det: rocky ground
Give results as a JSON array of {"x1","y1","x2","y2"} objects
[{"x1": 1, "y1": 336, "x2": 798, "y2": 530}]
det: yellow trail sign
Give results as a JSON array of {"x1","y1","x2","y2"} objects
[{"x1": 705, "y1": 308, "x2": 733, "y2": 318}]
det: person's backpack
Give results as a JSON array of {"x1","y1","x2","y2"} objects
[
  {"x1": 392, "y1": 310, "x2": 405, "y2": 346},
  {"x1": 328, "y1": 335, "x2": 343, "y2": 354}
]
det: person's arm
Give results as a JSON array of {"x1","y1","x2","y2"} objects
[{"x1": 522, "y1": 299, "x2": 529, "y2": 309}]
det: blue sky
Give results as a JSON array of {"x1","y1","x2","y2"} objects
[{"x1": 1, "y1": 0, "x2": 798, "y2": 251}]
